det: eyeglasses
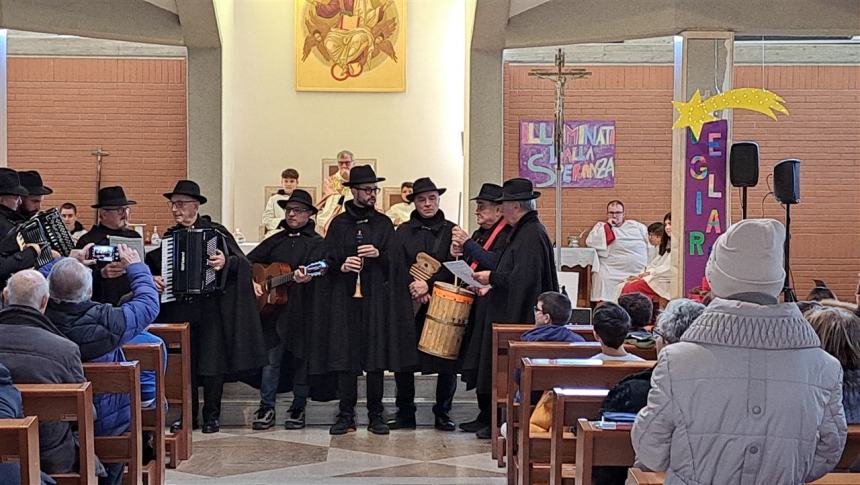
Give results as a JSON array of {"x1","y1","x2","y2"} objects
[
  {"x1": 168, "y1": 200, "x2": 197, "y2": 209},
  {"x1": 102, "y1": 207, "x2": 130, "y2": 214},
  {"x1": 355, "y1": 187, "x2": 380, "y2": 195},
  {"x1": 608, "y1": 211, "x2": 624, "y2": 216},
  {"x1": 284, "y1": 207, "x2": 311, "y2": 215},
  {"x1": 533, "y1": 306, "x2": 544, "y2": 314}
]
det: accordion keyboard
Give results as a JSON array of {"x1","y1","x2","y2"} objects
[{"x1": 160, "y1": 237, "x2": 176, "y2": 303}]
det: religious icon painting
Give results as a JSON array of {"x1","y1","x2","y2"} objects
[{"x1": 296, "y1": 0, "x2": 406, "y2": 92}]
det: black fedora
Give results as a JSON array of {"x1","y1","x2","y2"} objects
[
  {"x1": 19, "y1": 170, "x2": 53, "y2": 196},
  {"x1": 343, "y1": 165, "x2": 385, "y2": 187},
  {"x1": 406, "y1": 177, "x2": 446, "y2": 202},
  {"x1": 496, "y1": 178, "x2": 541, "y2": 202},
  {"x1": 277, "y1": 189, "x2": 318, "y2": 214},
  {"x1": 92, "y1": 186, "x2": 137, "y2": 209},
  {"x1": 0, "y1": 168, "x2": 28, "y2": 197},
  {"x1": 163, "y1": 180, "x2": 207, "y2": 205},
  {"x1": 471, "y1": 183, "x2": 503, "y2": 202}
]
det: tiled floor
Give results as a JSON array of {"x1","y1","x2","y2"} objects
[{"x1": 166, "y1": 427, "x2": 505, "y2": 484}]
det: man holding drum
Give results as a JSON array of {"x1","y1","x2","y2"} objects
[{"x1": 388, "y1": 177, "x2": 460, "y2": 431}]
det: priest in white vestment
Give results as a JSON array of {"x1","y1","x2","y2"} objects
[{"x1": 586, "y1": 200, "x2": 649, "y2": 302}]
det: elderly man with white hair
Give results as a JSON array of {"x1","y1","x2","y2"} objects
[
  {"x1": 44, "y1": 245, "x2": 160, "y2": 485},
  {"x1": 0, "y1": 270, "x2": 85, "y2": 476}
]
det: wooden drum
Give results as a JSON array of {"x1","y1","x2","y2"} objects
[{"x1": 418, "y1": 282, "x2": 475, "y2": 360}]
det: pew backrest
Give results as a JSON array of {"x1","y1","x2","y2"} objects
[
  {"x1": 0, "y1": 416, "x2": 41, "y2": 485},
  {"x1": 123, "y1": 342, "x2": 167, "y2": 485},
  {"x1": 147, "y1": 323, "x2": 193, "y2": 466}
]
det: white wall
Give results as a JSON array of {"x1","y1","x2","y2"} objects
[{"x1": 216, "y1": 0, "x2": 467, "y2": 239}]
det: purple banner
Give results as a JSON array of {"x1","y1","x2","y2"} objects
[
  {"x1": 684, "y1": 120, "x2": 728, "y2": 295},
  {"x1": 518, "y1": 120, "x2": 616, "y2": 188}
]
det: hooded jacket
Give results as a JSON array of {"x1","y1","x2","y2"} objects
[{"x1": 632, "y1": 297, "x2": 847, "y2": 484}]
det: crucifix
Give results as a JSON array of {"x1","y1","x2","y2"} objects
[
  {"x1": 91, "y1": 146, "x2": 109, "y2": 219},
  {"x1": 528, "y1": 49, "x2": 590, "y2": 267}
]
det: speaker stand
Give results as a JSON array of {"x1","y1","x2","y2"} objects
[
  {"x1": 741, "y1": 187, "x2": 748, "y2": 220},
  {"x1": 782, "y1": 204, "x2": 797, "y2": 303}
]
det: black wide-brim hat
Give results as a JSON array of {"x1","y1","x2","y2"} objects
[
  {"x1": 496, "y1": 178, "x2": 541, "y2": 202},
  {"x1": 92, "y1": 186, "x2": 137, "y2": 208},
  {"x1": 471, "y1": 183, "x2": 503, "y2": 202},
  {"x1": 343, "y1": 165, "x2": 385, "y2": 187},
  {"x1": 0, "y1": 168, "x2": 28, "y2": 197},
  {"x1": 19, "y1": 170, "x2": 53, "y2": 196},
  {"x1": 406, "y1": 177, "x2": 446, "y2": 202},
  {"x1": 277, "y1": 189, "x2": 318, "y2": 214},
  {"x1": 163, "y1": 180, "x2": 207, "y2": 205}
]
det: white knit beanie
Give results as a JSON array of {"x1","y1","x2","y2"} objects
[{"x1": 705, "y1": 218, "x2": 786, "y2": 299}]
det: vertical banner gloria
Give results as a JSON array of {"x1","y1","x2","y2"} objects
[{"x1": 684, "y1": 119, "x2": 727, "y2": 295}]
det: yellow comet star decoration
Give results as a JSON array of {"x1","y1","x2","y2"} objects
[{"x1": 672, "y1": 88, "x2": 789, "y2": 140}]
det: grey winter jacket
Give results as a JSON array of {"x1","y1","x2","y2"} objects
[{"x1": 632, "y1": 297, "x2": 847, "y2": 485}]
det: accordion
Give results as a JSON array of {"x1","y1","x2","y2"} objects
[
  {"x1": 160, "y1": 228, "x2": 228, "y2": 303},
  {"x1": 17, "y1": 208, "x2": 76, "y2": 268}
]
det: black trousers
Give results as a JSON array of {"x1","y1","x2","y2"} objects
[
  {"x1": 477, "y1": 391, "x2": 491, "y2": 424},
  {"x1": 393, "y1": 372, "x2": 457, "y2": 418},
  {"x1": 291, "y1": 359, "x2": 310, "y2": 410},
  {"x1": 338, "y1": 371, "x2": 384, "y2": 419},
  {"x1": 191, "y1": 374, "x2": 224, "y2": 422}
]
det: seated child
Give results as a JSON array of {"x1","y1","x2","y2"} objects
[
  {"x1": 521, "y1": 291, "x2": 584, "y2": 343},
  {"x1": 590, "y1": 302, "x2": 645, "y2": 361}
]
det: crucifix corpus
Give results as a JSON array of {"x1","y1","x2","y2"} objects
[
  {"x1": 528, "y1": 49, "x2": 590, "y2": 267},
  {"x1": 91, "y1": 147, "x2": 110, "y2": 219}
]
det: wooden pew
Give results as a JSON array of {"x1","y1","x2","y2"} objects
[
  {"x1": 84, "y1": 361, "x2": 143, "y2": 485},
  {"x1": 549, "y1": 389, "x2": 610, "y2": 485},
  {"x1": 490, "y1": 324, "x2": 655, "y2": 465},
  {"x1": 147, "y1": 323, "x2": 192, "y2": 468},
  {"x1": 0, "y1": 416, "x2": 41, "y2": 485},
  {"x1": 123, "y1": 343, "x2": 167, "y2": 485},
  {"x1": 628, "y1": 469, "x2": 860, "y2": 485},
  {"x1": 574, "y1": 418, "x2": 635, "y2": 485},
  {"x1": 513, "y1": 358, "x2": 654, "y2": 485},
  {"x1": 18, "y1": 382, "x2": 97, "y2": 485}
]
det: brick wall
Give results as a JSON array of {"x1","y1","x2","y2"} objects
[
  {"x1": 6, "y1": 57, "x2": 188, "y2": 239},
  {"x1": 504, "y1": 64, "x2": 860, "y2": 300}
]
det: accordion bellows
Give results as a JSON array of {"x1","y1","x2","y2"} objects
[{"x1": 18, "y1": 208, "x2": 75, "y2": 268}]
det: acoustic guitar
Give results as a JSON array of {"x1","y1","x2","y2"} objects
[{"x1": 252, "y1": 260, "x2": 328, "y2": 314}]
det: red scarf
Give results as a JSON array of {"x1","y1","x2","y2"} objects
[
  {"x1": 603, "y1": 222, "x2": 616, "y2": 246},
  {"x1": 470, "y1": 221, "x2": 509, "y2": 270}
]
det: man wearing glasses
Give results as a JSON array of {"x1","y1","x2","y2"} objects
[
  {"x1": 145, "y1": 180, "x2": 266, "y2": 434},
  {"x1": 76, "y1": 186, "x2": 143, "y2": 305},
  {"x1": 317, "y1": 150, "x2": 356, "y2": 236},
  {"x1": 247, "y1": 189, "x2": 323, "y2": 431},
  {"x1": 585, "y1": 200, "x2": 649, "y2": 303},
  {"x1": 322, "y1": 165, "x2": 416, "y2": 436}
]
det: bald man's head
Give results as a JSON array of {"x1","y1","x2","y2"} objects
[{"x1": 3, "y1": 269, "x2": 49, "y2": 312}]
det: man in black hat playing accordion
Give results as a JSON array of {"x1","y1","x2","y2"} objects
[
  {"x1": 452, "y1": 182, "x2": 512, "y2": 438},
  {"x1": 246, "y1": 189, "x2": 325, "y2": 431},
  {"x1": 17, "y1": 170, "x2": 52, "y2": 219},
  {"x1": 145, "y1": 180, "x2": 266, "y2": 433},
  {"x1": 388, "y1": 177, "x2": 460, "y2": 431},
  {"x1": 321, "y1": 165, "x2": 417, "y2": 436},
  {"x1": 76, "y1": 186, "x2": 143, "y2": 306},
  {"x1": 0, "y1": 169, "x2": 43, "y2": 287}
]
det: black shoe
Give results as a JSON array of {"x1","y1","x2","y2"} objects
[
  {"x1": 475, "y1": 426, "x2": 491, "y2": 439},
  {"x1": 170, "y1": 417, "x2": 198, "y2": 433},
  {"x1": 459, "y1": 417, "x2": 487, "y2": 433},
  {"x1": 386, "y1": 416, "x2": 416, "y2": 430},
  {"x1": 367, "y1": 415, "x2": 390, "y2": 435},
  {"x1": 202, "y1": 420, "x2": 220, "y2": 434},
  {"x1": 435, "y1": 415, "x2": 456, "y2": 432},
  {"x1": 329, "y1": 416, "x2": 356, "y2": 435},
  {"x1": 284, "y1": 408, "x2": 306, "y2": 430},
  {"x1": 252, "y1": 406, "x2": 276, "y2": 430}
]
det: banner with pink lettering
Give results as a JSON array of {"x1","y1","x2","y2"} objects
[
  {"x1": 518, "y1": 120, "x2": 616, "y2": 188},
  {"x1": 684, "y1": 120, "x2": 728, "y2": 295}
]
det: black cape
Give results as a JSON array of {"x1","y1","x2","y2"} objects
[
  {"x1": 76, "y1": 224, "x2": 142, "y2": 306},
  {"x1": 0, "y1": 206, "x2": 38, "y2": 289},
  {"x1": 458, "y1": 217, "x2": 512, "y2": 391},
  {"x1": 319, "y1": 201, "x2": 417, "y2": 375},
  {"x1": 486, "y1": 210, "x2": 559, "y2": 326},
  {"x1": 145, "y1": 215, "x2": 267, "y2": 377},
  {"x1": 389, "y1": 210, "x2": 457, "y2": 374}
]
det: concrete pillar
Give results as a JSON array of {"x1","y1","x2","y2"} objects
[
  {"x1": 0, "y1": 29, "x2": 6, "y2": 166},
  {"x1": 466, "y1": 48, "x2": 503, "y2": 230},
  {"x1": 670, "y1": 32, "x2": 734, "y2": 298},
  {"x1": 186, "y1": 47, "x2": 223, "y2": 221}
]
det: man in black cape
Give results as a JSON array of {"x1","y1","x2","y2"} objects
[
  {"x1": 145, "y1": 180, "x2": 266, "y2": 433},
  {"x1": 17, "y1": 170, "x2": 52, "y2": 219},
  {"x1": 0, "y1": 169, "x2": 41, "y2": 288},
  {"x1": 322, "y1": 165, "x2": 417, "y2": 436},
  {"x1": 474, "y1": 178, "x2": 558, "y2": 426},
  {"x1": 451, "y1": 183, "x2": 511, "y2": 437},
  {"x1": 246, "y1": 189, "x2": 326, "y2": 431},
  {"x1": 76, "y1": 186, "x2": 142, "y2": 305},
  {"x1": 388, "y1": 177, "x2": 459, "y2": 431}
]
